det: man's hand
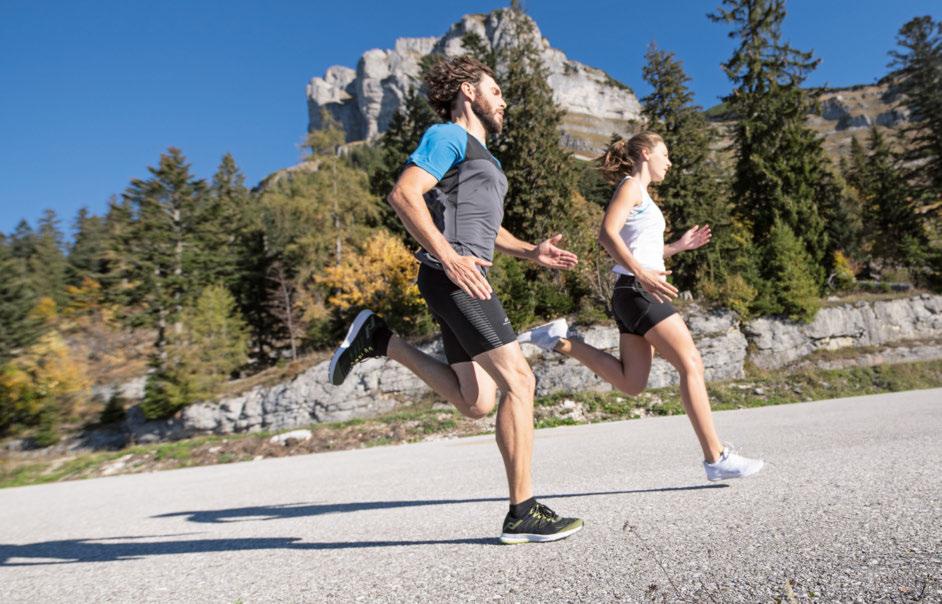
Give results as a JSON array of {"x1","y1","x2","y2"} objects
[
  {"x1": 676, "y1": 224, "x2": 712, "y2": 252},
  {"x1": 443, "y1": 255, "x2": 493, "y2": 300},
  {"x1": 531, "y1": 234, "x2": 578, "y2": 270}
]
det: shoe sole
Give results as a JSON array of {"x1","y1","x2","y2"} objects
[
  {"x1": 499, "y1": 521, "x2": 584, "y2": 545},
  {"x1": 705, "y1": 459, "x2": 765, "y2": 481},
  {"x1": 328, "y1": 309, "x2": 374, "y2": 386}
]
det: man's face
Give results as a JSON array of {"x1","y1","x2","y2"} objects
[{"x1": 470, "y1": 74, "x2": 506, "y2": 135}]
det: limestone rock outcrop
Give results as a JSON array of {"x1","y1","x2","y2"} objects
[
  {"x1": 306, "y1": 10, "x2": 641, "y2": 155},
  {"x1": 121, "y1": 294, "x2": 942, "y2": 444}
]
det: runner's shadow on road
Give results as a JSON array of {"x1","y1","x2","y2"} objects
[
  {"x1": 0, "y1": 536, "x2": 497, "y2": 566},
  {"x1": 153, "y1": 484, "x2": 729, "y2": 524},
  {"x1": 0, "y1": 485, "x2": 728, "y2": 565}
]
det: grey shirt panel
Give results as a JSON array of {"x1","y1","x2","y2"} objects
[{"x1": 415, "y1": 129, "x2": 507, "y2": 270}]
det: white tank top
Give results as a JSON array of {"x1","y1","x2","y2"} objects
[{"x1": 612, "y1": 177, "x2": 666, "y2": 277}]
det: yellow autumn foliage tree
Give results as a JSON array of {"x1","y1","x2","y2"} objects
[
  {"x1": 0, "y1": 329, "x2": 91, "y2": 444},
  {"x1": 317, "y1": 230, "x2": 433, "y2": 336}
]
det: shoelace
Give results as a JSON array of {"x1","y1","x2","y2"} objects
[{"x1": 532, "y1": 503, "x2": 560, "y2": 523}]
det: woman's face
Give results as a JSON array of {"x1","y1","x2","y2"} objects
[{"x1": 647, "y1": 142, "x2": 672, "y2": 183}]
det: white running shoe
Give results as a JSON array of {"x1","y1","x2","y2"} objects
[
  {"x1": 703, "y1": 445, "x2": 764, "y2": 481},
  {"x1": 517, "y1": 318, "x2": 568, "y2": 352}
]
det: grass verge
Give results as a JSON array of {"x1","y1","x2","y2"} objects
[{"x1": 2, "y1": 359, "x2": 940, "y2": 489}]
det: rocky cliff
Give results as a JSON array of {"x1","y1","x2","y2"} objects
[
  {"x1": 306, "y1": 9, "x2": 910, "y2": 162},
  {"x1": 306, "y1": 10, "x2": 641, "y2": 156}
]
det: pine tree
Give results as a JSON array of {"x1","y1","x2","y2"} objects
[
  {"x1": 98, "y1": 195, "x2": 137, "y2": 310},
  {"x1": 122, "y1": 147, "x2": 208, "y2": 374},
  {"x1": 710, "y1": 0, "x2": 837, "y2": 316},
  {"x1": 370, "y1": 85, "x2": 439, "y2": 236},
  {"x1": 197, "y1": 154, "x2": 252, "y2": 289},
  {"x1": 851, "y1": 127, "x2": 927, "y2": 273},
  {"x1": 640, "y1": 43, "x2": 734, "y2": 294},
  {"x1": 754, "y1": 219, "x2": 821, "y2": 321},
  {"x1": 0, "y1": 238, "x2": 42, "y2": 364},
  {"x1": 67, "y1": 207, "x2": 109, "y2": 287},
  {"x1": 9, "y1": 220, "x2": 35, "y2": 262},
  {"x1": 20, "y1": 210, "x2": 69, "y2": 308},
  {"x1": 493, "y1": 5, "x2": 576, "y2": 243},
  {"x1": 141, "y1": 284, "x2": 249, "y2": 419},
  {"x1": 890, "y1": 16, "x2": 942, "y2": 197}
]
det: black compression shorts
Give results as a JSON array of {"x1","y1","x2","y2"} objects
[
  {"x1": 611, "y1": 274, "x2": 678, "y2": 336},
  {"x1": 416, "y1": 263, "x2": 517, "y2": 364}
]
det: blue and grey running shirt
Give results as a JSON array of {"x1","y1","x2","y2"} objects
[{"x1": 406, "y1": 122, "x2": 508, "y2": 269}]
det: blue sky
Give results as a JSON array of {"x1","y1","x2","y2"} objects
[{"x1": 2, "y1": 0, "x2": 939, "y2": 237}]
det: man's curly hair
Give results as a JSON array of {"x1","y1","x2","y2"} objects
[{"x1": 424, "y1": 56, "x2": 496, "y2": 121}]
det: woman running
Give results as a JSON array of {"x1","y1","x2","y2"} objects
[{"x1": 518, "y1": 132, "x2": 763, "y2": 480}]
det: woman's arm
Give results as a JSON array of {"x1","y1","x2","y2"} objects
[
  {"x1": 664, "y1": 224, "x2": 712, "y2": 258},
  {"x1": 598, "y1": 180, "x2": 678, "y2": 302}
]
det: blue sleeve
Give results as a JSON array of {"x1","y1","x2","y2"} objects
[{"x1": 407, "y1": 124, "x2": 467, "y2": 181}]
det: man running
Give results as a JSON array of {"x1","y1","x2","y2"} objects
[{"x1": 328, "y1": 56, "x2": 583, "y2": 544}]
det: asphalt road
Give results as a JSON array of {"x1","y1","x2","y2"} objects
[{"x1": 1, "y1": 389, "x2": 940, "y2": 603}]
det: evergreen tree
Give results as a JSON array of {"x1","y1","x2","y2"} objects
[
  {"x1": 493, "y1": 4, "x2": 576, "y2": 243},
  {"x1": 141, "y1": 284, "x2": 249, "y2": 419},
  {"x1": 890, "y1": 16, "x2": 942, "y2": 197},
  {"x1": 122, "y1": 147, "x2": 208, "y2": 372},
  {"x1": 848, "y1": 127, "x2": 927, "y2": 273},
  {"x1": 9, "y1": 220, "x2": 35, "y2": 261},
  {"x1": 640, "y1": 43, "x2": 734, "y2": 294},
  {"x1": 260, "y1": 113, "x2": 381, "y2": 351},
  {"x1": 99, "y1": 195, "x2": 136, "y2": 309},
  {"x1": 198, "y1": 154, "x2": 252, "y2": 290},
  {"x1": 370, "y1": 85, "x2": 439, "y2": 236},
  {"x1": 0, "y1": 238, "x2": 42, "y2": 364},
  {"x1": 461, "y1": 30, "x2": 499, "y2": 72},
  {"x1": 67, "y1": 207, "x2": 109, "y2": 287},
  {"x1": 710, "y1": 0, "x2": 838, "y2": 315},
  {"x1": 20, "y1": 210, "x2": 69, "y2": 308},
  {"x1": 754, "y1": 219, "x2": 821, "y2": 321}
]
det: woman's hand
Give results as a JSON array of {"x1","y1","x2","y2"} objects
[
  {"x1": 636, "y1": 268, "x2": 678, "y2": 303},
  {"x1": 676, "y1": 224, "x2": 712, "y2": 252}
]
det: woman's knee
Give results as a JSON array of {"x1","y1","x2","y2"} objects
[
  {"x1": 616, "y1": 376, "x2": 648, "y2": 396},
  {"x1": 674, "y1": 349, "x2": 704, "y2": 377}
]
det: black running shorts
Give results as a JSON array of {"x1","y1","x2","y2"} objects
[
  {"x1": 416, "y1": 263, "x2": 517, "y2": 364},
  {"x1": 611, "y1": 274, "x2": 678, "y2": 336}
]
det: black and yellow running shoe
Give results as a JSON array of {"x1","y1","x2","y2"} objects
[
  {"x1": 328, "y1": 310, "x2": 389, "y2": 386},
  {"x1": 499, "y1": 502, "x2": 584, "y2": 544}
]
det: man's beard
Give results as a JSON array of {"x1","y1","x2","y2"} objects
[{"x1": 471, "y1": 97, "x2": 503, "y2": 135}]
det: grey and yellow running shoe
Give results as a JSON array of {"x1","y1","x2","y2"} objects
[
  {"x1": 499, "y1": 502, "x2": 584, "y2": 544},
  {"x1": 328, "y1": 310, "x2": 389, "y2": 386}
]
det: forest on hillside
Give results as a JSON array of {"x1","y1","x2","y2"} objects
[{"x1": 2, "y1": 2, "x2": 940, "y2": 445}]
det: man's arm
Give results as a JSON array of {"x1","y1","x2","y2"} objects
[
  {"x1": 387, "y1": 166, "x2": 493, "y2": 300},
  {"x1": 494, "y1": 227, "x2": 536, "y2": 259},
  {"x1": 495, "y1": 227, "x2": 578, "y2": 270}
]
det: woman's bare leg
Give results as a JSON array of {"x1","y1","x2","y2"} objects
[
  {"x1": 555, "y1": 334, "x2": 654, "y2": 396},
  {"x1": 643, "y1": 314, "x2": 723, "y2": 462}
]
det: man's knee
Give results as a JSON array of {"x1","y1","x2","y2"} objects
[
  {"x1": 505, "y1": 364, "x2": 536, "y2": 399},
  {"x1": 460, "y1": 391, "x2": 497, "y2": 419}
]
